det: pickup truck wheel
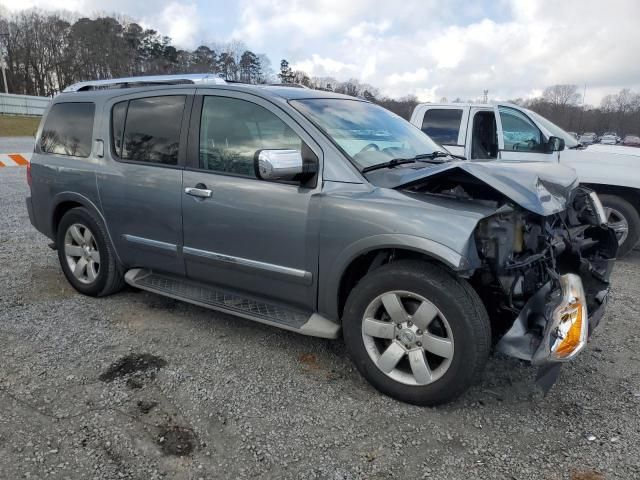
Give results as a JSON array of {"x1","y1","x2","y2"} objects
[
  {"x1": 599, "y1": 194, "x2": 640, "y2": 257},
  {"x1": 342, "y1": 260, "x2": 490, "y2": 406},
  {"x1": 56, "y1": 207, "x2": 125, "y2": 297}
]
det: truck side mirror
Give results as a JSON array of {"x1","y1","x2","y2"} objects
[{"x1": 546, "y1": 136, "x2": 565, "y2": 153}]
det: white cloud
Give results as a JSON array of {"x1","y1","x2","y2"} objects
[
  {"x1": 291, "y1": 54, "x2": 358, "y2": 77},
  {"x1": 144, "y1": 2, "x2": 200, "y2": 48},
  {"x1": 346, "y1": 20, "x2": 391, "y2": 39},
  {"x1": 387, "y1": 68, "x2": 429, "y2": 86},
  {"x1": 3, "y1": 0, "x2": 639, "y2": 103}
]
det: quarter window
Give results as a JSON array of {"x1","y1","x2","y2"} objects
[
  {"x1": 498, "y1": 106, "x2": 544, "y2": 152},
  {"x1": 421, "y1": 108, "x2": 463, "y2": 145},
  {"x1": 200, "y1": 96, "x2": 302, "y2": 177},
  {"x1": 111, "y1": 96, "x2": 186, "y2": 165},
  {"x1": 40, "y1": 102, "x2": 95, "y2": 157}
]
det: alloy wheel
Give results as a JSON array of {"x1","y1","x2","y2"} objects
[
  {"x1": 361, "y1": 290, "x2": 454, "y2": 386},
  {"x1": 64, "y1": 223, "x2": 101, "y2": 284},
  {"x1": 604, "y1": 206, "x2": 629, "y2": 246}
]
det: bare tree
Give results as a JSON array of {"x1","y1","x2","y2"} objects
[{"x1": 543, "y1": 84, "x2": 581, "y2": 109}]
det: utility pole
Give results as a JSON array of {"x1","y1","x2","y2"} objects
[
  {"x1": 482, "y1": 89, "x2": 488, "y2": 104},
  {"x1": 578, "y1": 83, "x2": 587, "y2": 133},
  {"x1": 0, "y1": 33, "x2": 9, "y2": 94}
]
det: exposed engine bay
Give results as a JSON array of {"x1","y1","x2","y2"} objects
[{"x1": 403, "y1": 168, "x2": 618, "y2": 381}]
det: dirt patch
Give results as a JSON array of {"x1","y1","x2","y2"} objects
[
  {"x1": 157, "y1": 425, "x2": 196, "y2": 457},
  {"x1": 299, "y1": 353, "x2": 320, "y2": 370},
  {"x1": 99, "y1": 353, "x2": 167, "y2": 382},
  {"x1": 137, "y1": 400, "x2": 158, "y2": 415},
  {"x1": 26, "y1": 265, "x2": 76, "y2": 301},
  {"x1": 571, "y1": 470, "x2": 605, "y2": 480}
]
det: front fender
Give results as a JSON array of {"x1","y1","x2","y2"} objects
[{"x1": 318, "y1": 233, "x2": 478, "y2": 321}]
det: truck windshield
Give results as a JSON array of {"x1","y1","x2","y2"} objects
[
  {"x1": 291, "y1": 98, "x2": 443, "y2": 171},
  {"x1": 527, "y1": 110, "x2": 579, "y2": 148}
]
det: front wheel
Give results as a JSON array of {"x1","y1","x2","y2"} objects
[
  {"x1": 599, "y1": 194, "x2": 640, "y2": 257},
  {"x1": 342, "y1": 260, "x2": 491, "y2": 406}
]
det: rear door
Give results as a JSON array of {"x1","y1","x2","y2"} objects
[
  {"x1": 494, "y1": 104, "x2": 559, "y2": 163},
  {"x1": 180, "y1": 90, "x2": 323, "y2": 310},
  {"x1": 97, "y1": 89, "x2": 194, "y2": 275}
]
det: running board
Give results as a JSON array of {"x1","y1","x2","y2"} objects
[{"x1": 124, "y1": 269, "x2": 340, "y2": 339}]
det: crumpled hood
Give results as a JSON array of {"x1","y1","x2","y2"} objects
[{"x1": 364, "y1": 160, "x2": 579, "y2": 216}]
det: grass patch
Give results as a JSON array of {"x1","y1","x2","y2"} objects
[{"x1": 0, "y1": 114, "x2": 40, "y2": 137}]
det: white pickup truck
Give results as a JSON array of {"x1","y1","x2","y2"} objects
[{"x1": 410, "y1": 103, "x2": 640, "y2": 255}]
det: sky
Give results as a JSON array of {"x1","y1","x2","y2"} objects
[{"x1": 2, "y1": 0, "x2": 639, "y2": 104}]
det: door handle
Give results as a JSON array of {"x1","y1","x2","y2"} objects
[{"x1": 185, "y1": 187, "x2": 212, "y2": 198}]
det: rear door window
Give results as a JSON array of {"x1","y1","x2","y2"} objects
[
  {"x1": 112, "y1": 96, "x2": 186, "y2": 165},
  {"x1": 421, "y1": 109, "x2": 463, "y2": 145},
  {"x1": 40, "y1": 102, "x2": 95, "y2": 157}
]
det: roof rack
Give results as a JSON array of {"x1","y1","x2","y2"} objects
[
  {"x1": 63, "y1": 74, "x2": 227, "y2": 92},
  {"x1": 266, "y1": 83, "x2": 309, "y2": 89}
]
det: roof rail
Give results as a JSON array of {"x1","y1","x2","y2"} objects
[
  {"x1": 62, "y1": 74, "x2": 226, "y2": 92},
  {"x1": 266, "y1": 83, "x2": 310, "y2": 89}
]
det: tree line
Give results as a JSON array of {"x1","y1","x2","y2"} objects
[
  {"x1": 0, "y1": 11, "x2": 269, "y2": 97},
  {"x1": 513, "y1": 85, "x2": 640, "y2": 136},
  {"x1": 1, "y1": 11, "x2": 638, "y2": 134}
]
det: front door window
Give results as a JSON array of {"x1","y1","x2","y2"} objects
[
  {"x1": 498, "y1": 106, "x2": 544, "y2": 152},
  {"x1": 200, "y1": 96, "x2": 303, "y2": 177}
]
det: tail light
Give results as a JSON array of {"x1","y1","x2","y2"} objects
[{"x1": 26, "y1": 161, "x2": 32, "y2": 187}]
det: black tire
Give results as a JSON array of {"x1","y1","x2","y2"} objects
[
  {"x1": 56, "y1": 207, "x2": 125, "y2": 297},
  {"x1": 599, "y1": 194, "x2": 640, "y2": 257},
  {"x1": 342, "y1": 260, "x2": 491, "y2": 406}
]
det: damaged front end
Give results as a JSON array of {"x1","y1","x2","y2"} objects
[
  {"x1": 472, "y1": 187, "x2": 617, "y2": 389},
  {"x1": 393, "y1": 162, "x2": 618, "y2": 392}
]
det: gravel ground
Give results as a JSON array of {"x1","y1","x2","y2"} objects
[
  {"x1": 1, "y1": 167, "x2": 639, "y2": 480},
  {"x1": 0, "y1": 136, "x2": 36, "y2": 154}
]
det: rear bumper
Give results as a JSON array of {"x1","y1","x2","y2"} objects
[{"x1": 26, "y1": 196, "x2": 36, "y2": 228}]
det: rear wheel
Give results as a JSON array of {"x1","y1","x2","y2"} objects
[
  {"x1": 599, "y1": 194, "x2": 640, "y2": 257},
  {"x1": 342, "y1": 260, "x2": 491, "y2": 406},
  {"x1": 56, "y1": 207, "x2": 125, "y2": 297}
]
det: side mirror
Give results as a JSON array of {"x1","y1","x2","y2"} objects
[
  {"x1": 546, "y1": 136, "x2": 565, "y2": 153},
  {"x1": 254, "y1": 149, "x2": 316, "y2": 182}
]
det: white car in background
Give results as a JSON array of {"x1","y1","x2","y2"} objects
[
  {"x1": 410, "y1": 102, "x2": 640, "y2": 255},
  {"x1": 600, "y1": 134, "x2": 618, "y2": 145}
]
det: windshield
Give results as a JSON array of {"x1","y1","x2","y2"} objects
[
  {"x1": 291, "y1": 98, "x2": 444, "y2": 171},
  {"x1": 527, "y1": 110, "x2": 579, "y2": 148}
]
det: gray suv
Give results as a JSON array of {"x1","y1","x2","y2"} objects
[{"x1": 27, "y1": 74, "x2": 618, "y2": 405}]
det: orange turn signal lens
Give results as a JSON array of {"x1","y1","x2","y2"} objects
[{"x1": 552, "y1": 300, "x2": 586, "y2": 359}]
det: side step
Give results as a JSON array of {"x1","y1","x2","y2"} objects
[{"x1": 124, "y1": 269, "x2": 340, "y2": 339}]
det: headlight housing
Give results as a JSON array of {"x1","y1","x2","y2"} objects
[
  {"x1": 533, "y1": 274, "x2": 589, "y2": 364},
  {"x1": 588, "y1": 191, "x2": 608, "y2": 227}
]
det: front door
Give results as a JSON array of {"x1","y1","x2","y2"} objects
[
  {"x1": 494, "y1": 104, "x2": 559, "y2": 162},
  {"x1": 181, "y1": 91, "x2": 322, "y2": 311}
]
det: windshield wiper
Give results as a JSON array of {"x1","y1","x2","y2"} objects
[
  {"x1": 361, "y1": 158, "x2": 419, "y2": 173},
  {"x1": 415, "y1": 151, "x2": 466, "y2": 161},
  {"x1": 361, "y1": 151, "x2": 458, "y2": 174}
]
